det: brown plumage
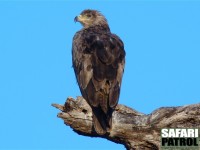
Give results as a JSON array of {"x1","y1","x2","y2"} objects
[{"x1": 72, "y1": 9, "x2": 125, "y2": 135}]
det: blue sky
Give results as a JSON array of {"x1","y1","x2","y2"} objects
[{"x1": 0, "y1": 1, "x2": 200, "y2": 150}]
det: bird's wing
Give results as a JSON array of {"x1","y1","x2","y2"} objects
[
  {"x1": 72, "y1": 31, "x2": 93, "y2": 100},
  {"x1": 72, "y1": 31, "x2": 125, "y2": 110}
]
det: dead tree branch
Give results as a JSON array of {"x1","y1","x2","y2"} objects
[{"x1": 52, "y1": 97, "x2": 200, "y2": 150}]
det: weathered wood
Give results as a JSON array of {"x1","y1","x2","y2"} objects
[{"x1": 52, "y1": 97, "x2": 200, "y2": 150}]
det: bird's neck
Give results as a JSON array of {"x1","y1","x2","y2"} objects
[{"x1": 83, "y1": 23, "x2": 110, "y2": 34}]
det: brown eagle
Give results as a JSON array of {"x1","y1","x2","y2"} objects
[{"x1": 72, "y1": 9, "x2": 125, "y2": 135}]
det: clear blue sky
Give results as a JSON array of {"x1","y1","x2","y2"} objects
[{"x1": 0, "y1": 1, "x2": 200, "y2": 150}]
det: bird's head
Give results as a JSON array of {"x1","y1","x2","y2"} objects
[{"x1": 74, "y1": 9, "x2": 108, "y2": 28}]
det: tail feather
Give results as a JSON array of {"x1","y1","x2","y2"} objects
[{"x1": 92, "y1": 108, "x2": 113, "y2": 135}]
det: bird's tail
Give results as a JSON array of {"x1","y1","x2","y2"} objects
[{"x1": 92, "y1": 108, "x2": 113, "y2": 135}]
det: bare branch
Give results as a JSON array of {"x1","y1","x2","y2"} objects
[{"x1": 52, "y1": 97, "x2": 200, "y2": 150}]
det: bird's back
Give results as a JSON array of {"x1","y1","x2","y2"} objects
[{"x1": 72, "y1": 26, "x2": 125, "y2": 134}]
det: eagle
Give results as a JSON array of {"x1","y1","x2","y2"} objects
[{"x1": 72, "y1": 9, "x2": 125, "y2": 135}]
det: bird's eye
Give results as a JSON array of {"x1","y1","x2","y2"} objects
[{"x1": 87, "y1": 14, "x2": 91, "y2": 18}]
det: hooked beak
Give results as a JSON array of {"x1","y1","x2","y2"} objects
[
  {"x1": 74, "y1": 16, "x2": 78, "y2": 23},
  {"x1": 74, "y1": 15, "x2": 85, "y2": 23}
]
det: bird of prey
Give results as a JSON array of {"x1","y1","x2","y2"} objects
[{"x1": 72, "y1": 9, "x2": 125, "y2": 135}]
